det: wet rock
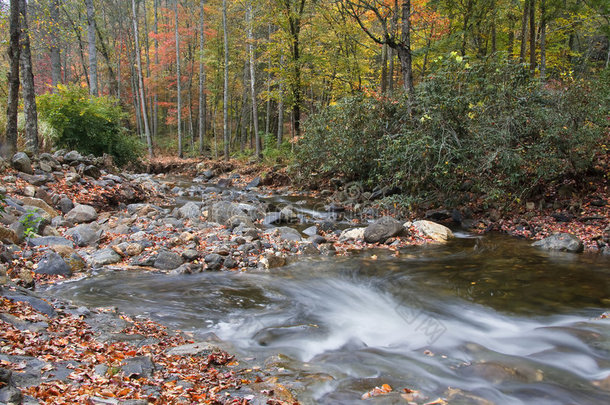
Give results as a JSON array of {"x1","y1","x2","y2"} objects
[
  {"x1": 318, "y1": 243, "x2": 336, "y2": 256},
  {"x1": 166, "y1": 342, "x2": 216, "y2": 356},
  {"x1": 425, "y1": 209, "x2": 452, "y2": 221},
  {"x1": 339, "y1": 227, "x2": 365, "y2": 241},
  {"x1": 11, "y1": 152, "x2": 33, "y2": 174},
  {"x1": 532, "y1": 233, "x2": 584, "y2": 253},
  {"x1": 90, "y1": 248, "x2": 122, "y2": 266},
  {"x1": 66, "y1": 223, "x2": 103, "y2": 247},
  {"x1": 182, "y1": 249, "x2": 200, "y2": 261},
  {"x1": 204, "y1": 253, "x2": 224, "y2": 271},
  {"x1": 308, "y1": 235, "x2": 327, "y2": 245},
  {"x1": 280, "y1": 206, "x2": 298, "y2": 223},
  {"x1": 363, "y1": 216, "x2": 404, "y2": 243},
  {"x1": 412, "y1": 220, "x2": 454, "y2": 242},
  {"x1": 65, "y1": 204, "x2": 98, "y2": 224},
  {"x1": 178, "y1": 202, "x2": 201, "y2": 219},
  {"x1": 261, "y1": 253, "x2": 286, "y2": 269},
  {"x1": 223, "y1": 257, "x2": 238, "y2": 268},
  {"x1": 300, "y1": 243, "x2": 320, "y2": 255},
  {"x1": 121, "y1": 356, "x2": 155, "y2": 378},
  {"x1": 154, "y1": 250, "x2": 184, "y2": 270},
  {"x1": 35, "y1": 251, "x2": 71, "y2": 276}
]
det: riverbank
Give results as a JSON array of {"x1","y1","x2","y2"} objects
[{"x1": 0, "y1": 152, "x2": 607, "y2": 403}]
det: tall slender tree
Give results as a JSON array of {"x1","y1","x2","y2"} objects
[
  {"x1": 50, "y1": 0, "x2": 62, "y2": 91},
  {"x1": 175, "y1": 0, "x2": 183, "y2": 158},
  {"x1": 222, "y1": 0, "x2": 229, "y2": 160},
  {"x1": 247, "y1": 1, "x2": 262, "y2": 160},
  {"x1": 198, "y1": 0, "x2": 207, "y2": 155},
  {"x1": 19, "y1": 0, "x2": 39, "y2": 154},
  {"x1": 132, "y1": 0, "x2": 153, "y2": 157},
  {"x1": 84, "y1": 0, "x2": 99, "y2": 96},
  {"x1": 4, "y1": 0, "x2": 20, "y2": 157}
]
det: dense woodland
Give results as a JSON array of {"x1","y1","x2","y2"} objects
[{"x1": 1, "y1": 0, "x2": 609, "y2": 203}]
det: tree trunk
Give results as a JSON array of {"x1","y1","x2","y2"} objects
[
  {"x1": 529, "y1": 0, "x2": 536, "y2": 73},
  {"x1": 153, "y1": 0, "x2": 159, "y2": 137},
  {"x1": 63, "y1": 6, "x2": 89, "y2": 87},
  {"x1": 266, "y1": 24, "x2": 272, "y2": 136},
  {"x1": 19, "y1": 0, "x2": 38, "y2": 154},
  {"x1": 399, "y1": 0, "x2": 414, "y2": 97},
  {"x1": 95, "y1": 24, "x2": 118, "y2": 96},
  {"x1": 175, "y1": 0, "x2": 183, "y2": 158},
  {"x1": 381, "y1": 43, "x2": 388, "y2": 93},
  {"x1": 491, "y1": 1, "x2": 497, "y2": 54},
  {"x1": 247, "y1": 2, "x2": 262, "y2": 160},
  {"x1": 198, "y1": 0, "x2": 207, "y2": 155},
  {"x1": 84, "y1": 0, "x2": 99, "y2": 96},
  {"x1": 520, "y1": 0, "x2": 529, "y2": 63},
  {"x1": 222, "y1": 0, "x2": 229, "y2": 160},
  {"x1": 50, "y1": 0, "x2": 61, "y2": 91},
  {"x1": 277, "y1": 54, "x2": 284, "y2": 148},
  {"x1": 540, "y1": 0, "x2": 547, "y2": 79},
  {"x1": 4, "y1": 0, "x2": 20, "y2": 158},
  {"x1": 132, "y1": 0, "x2": 153, "y2": 157}
]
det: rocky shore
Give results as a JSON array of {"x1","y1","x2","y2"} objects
[{"x1": 1, "y1": 151, "x2": 607, "y2": 404}]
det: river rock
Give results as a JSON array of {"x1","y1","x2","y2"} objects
[
  {"x1": 302, "y1": 226, "x2": 318, "y2": 237},
  {"x1": 66, "y1": 223, "x2": 103, "y2": 247},
  {"x1": 208, "y1": 201, "x2": 245, "y2": 225},
  {"x1": 28, "y1": 236, "x2": 74, "y2": 248},
  {"x1": 0, "y1": 368, "x2": 22, "y2": 405},
  {"x1": 0, "y1": 226, "x2": 20, "y2": 244},
  {"x1": 58, "y1": 197, "x2": 74, "y2": 214},
  {"x1": 125, "y1": 243, "x2": 144, "y2": 256},
  {"x1": 263, "y1": 212, "x2": 282, "y2": 225},
  {"x1": 270, "y1": 227, "x2": 302, "y2": 242},
  {"x1": 532, "y1": 233, "x2": 584, "y2": 253},
  {"x1": 11, "y1": 152, "x2": 33, "y2": 174},
  {"x1": 154, "y1": 250, "x2": 184, "y2": 270},
  {"x1": 246, "y1": 176, "x2": 261, "y2": 189},
  {"x1": 280, "y1": 206, "x2": 298, "y2": 223},
  {"x1": 178, "y1": 202, "x2": 201, "y2": 219},
  {"x1": 90, "y1": 248, "x2": 122, "y2": 266},
  {"x1": 121, "y1": 356, "x2": 155, "y2": 378},
  {"x1": 19, "y1": 197, "x2": 59, "y2": 218},
  {"x1": 363, "y1": 216, "x2": 404, "y2": 243},
  {"x1": 339, "y1": 227, "x2": 365, "y2": 241},
  {"x1": 204, "y1": 253, "x2": 224, "y2": 271},
  {"x1": 261, "y1": 253, "x2": 286, "y2": 269},
  {"x1": 82, "y1": 165, "x2": 101, "y2": 179},
  {"x1": 64, "y1": 150, "x2": 83, "y2": 163},
  {"x1": 66, "y1": 204, "x2": 98, "y2": 223},
  {"x1": 412, "y1": 220, "x2": 454, "y2": 242},
  {"x1": 35, "y1": 251, "x2": 71, "y2": 276},
  {"x1": 18, "y1": 172, "x2": 51, "y2": 186}
]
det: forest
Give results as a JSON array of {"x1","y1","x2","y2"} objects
[{"x1": 0, "y1": 0, "x2": 609, "y2": 203}]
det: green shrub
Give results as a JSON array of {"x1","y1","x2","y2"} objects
[
  {"x1": 37, "y1": 85, "x2": 143, "y2": 166},
  {"x1": 297, "y1": 55, "x2": 608, "y2": 205}
]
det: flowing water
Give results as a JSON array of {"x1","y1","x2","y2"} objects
[{"x1": 46, "y1": 232, "x2": 610, "y2": 404}]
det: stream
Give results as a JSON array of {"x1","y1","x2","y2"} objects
[
  {"x1": 42, "y1": 178, "x2": 610, "y2": 404},
  {"x1": 45, "y1": 233, "x2": 610, "y2": 404}
]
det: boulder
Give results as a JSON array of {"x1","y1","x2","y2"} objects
[
  {"x1": 19, "y1": 197, "x2": 59, "y2": 218},
  {"x1": 11, "y1": 152, "x2": 33, "y2": 174},
  {"x1": 532, "y1": 233, "x2": 584, "y2": 253},
  {"x1": 35, "y1": 251, "x2": 71, "y2": 276},
  {"x1": 302, "y1": 226, "x2": 318, "y2": 237},
  {"x1": 269, "y1": 227, "x2": 302, "y2": 242},
  {"x1": 339, "y1": 227, "x2": 366, "y2": 241},
  {"x1": 263, "y1": 212, "x2": 282, "y2": 225},
  {"x1": 18, "y1": 172, "x2": 51, "y2": 186},
  {"x1": 121, "y1": 356, "x2": 155, "y2": 378},
  {"x1": 178, "y1": 202, "x2": 201, "y2": 219},
  {"x1": 261, "y1": 253, "x2": 286, "y2": 269},
  {"x1": 280, "y1": 206, "x2": 298, "y2": 223},
  {"x1": 412, "y1": 220, "x2": 454, "y2": 242},
  {"x1": 363, "y1": 216, "x2": 404, "y2": 243},
  {"x1": 64, "y1": 150, "x2": 83, "y2": 163},
  {"x1": 66, "y1": 223, "x2": 103, "y2": 247},
  {"x1": 246, "y1": 176, "x2": 261, "y2": 189},
  {"x1": 208, "y1": 201, "x2": 249, "y2": 225},
  {"x1": 0, "y1": 226, "x2": 19, "y2": 244},
  {"x1": 28, "y1": 236, "x2": 74, "y2": 248},
  {"x1": 90, "y1": 248, "x2": 122, "y2": 266},
  {"x1": 65, "y1": 204, "x2": 98, "y2": 223},
  {"x1": 154, "y1": 250, "x2": 184, "y2": 270}
]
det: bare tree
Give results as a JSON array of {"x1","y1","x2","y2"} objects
[
  {"x1": 132, "y1": 0, "x2": 153, "y2": 157},
  {"x1": 4, "y1": 0, "x2": 20, "y2": 157},
  {"x1": 19, "y1": 0, "x2": 39, "y2": 154},
  {"x1": 84, "y1": 0, "x2": 99, "y2": 95}
]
